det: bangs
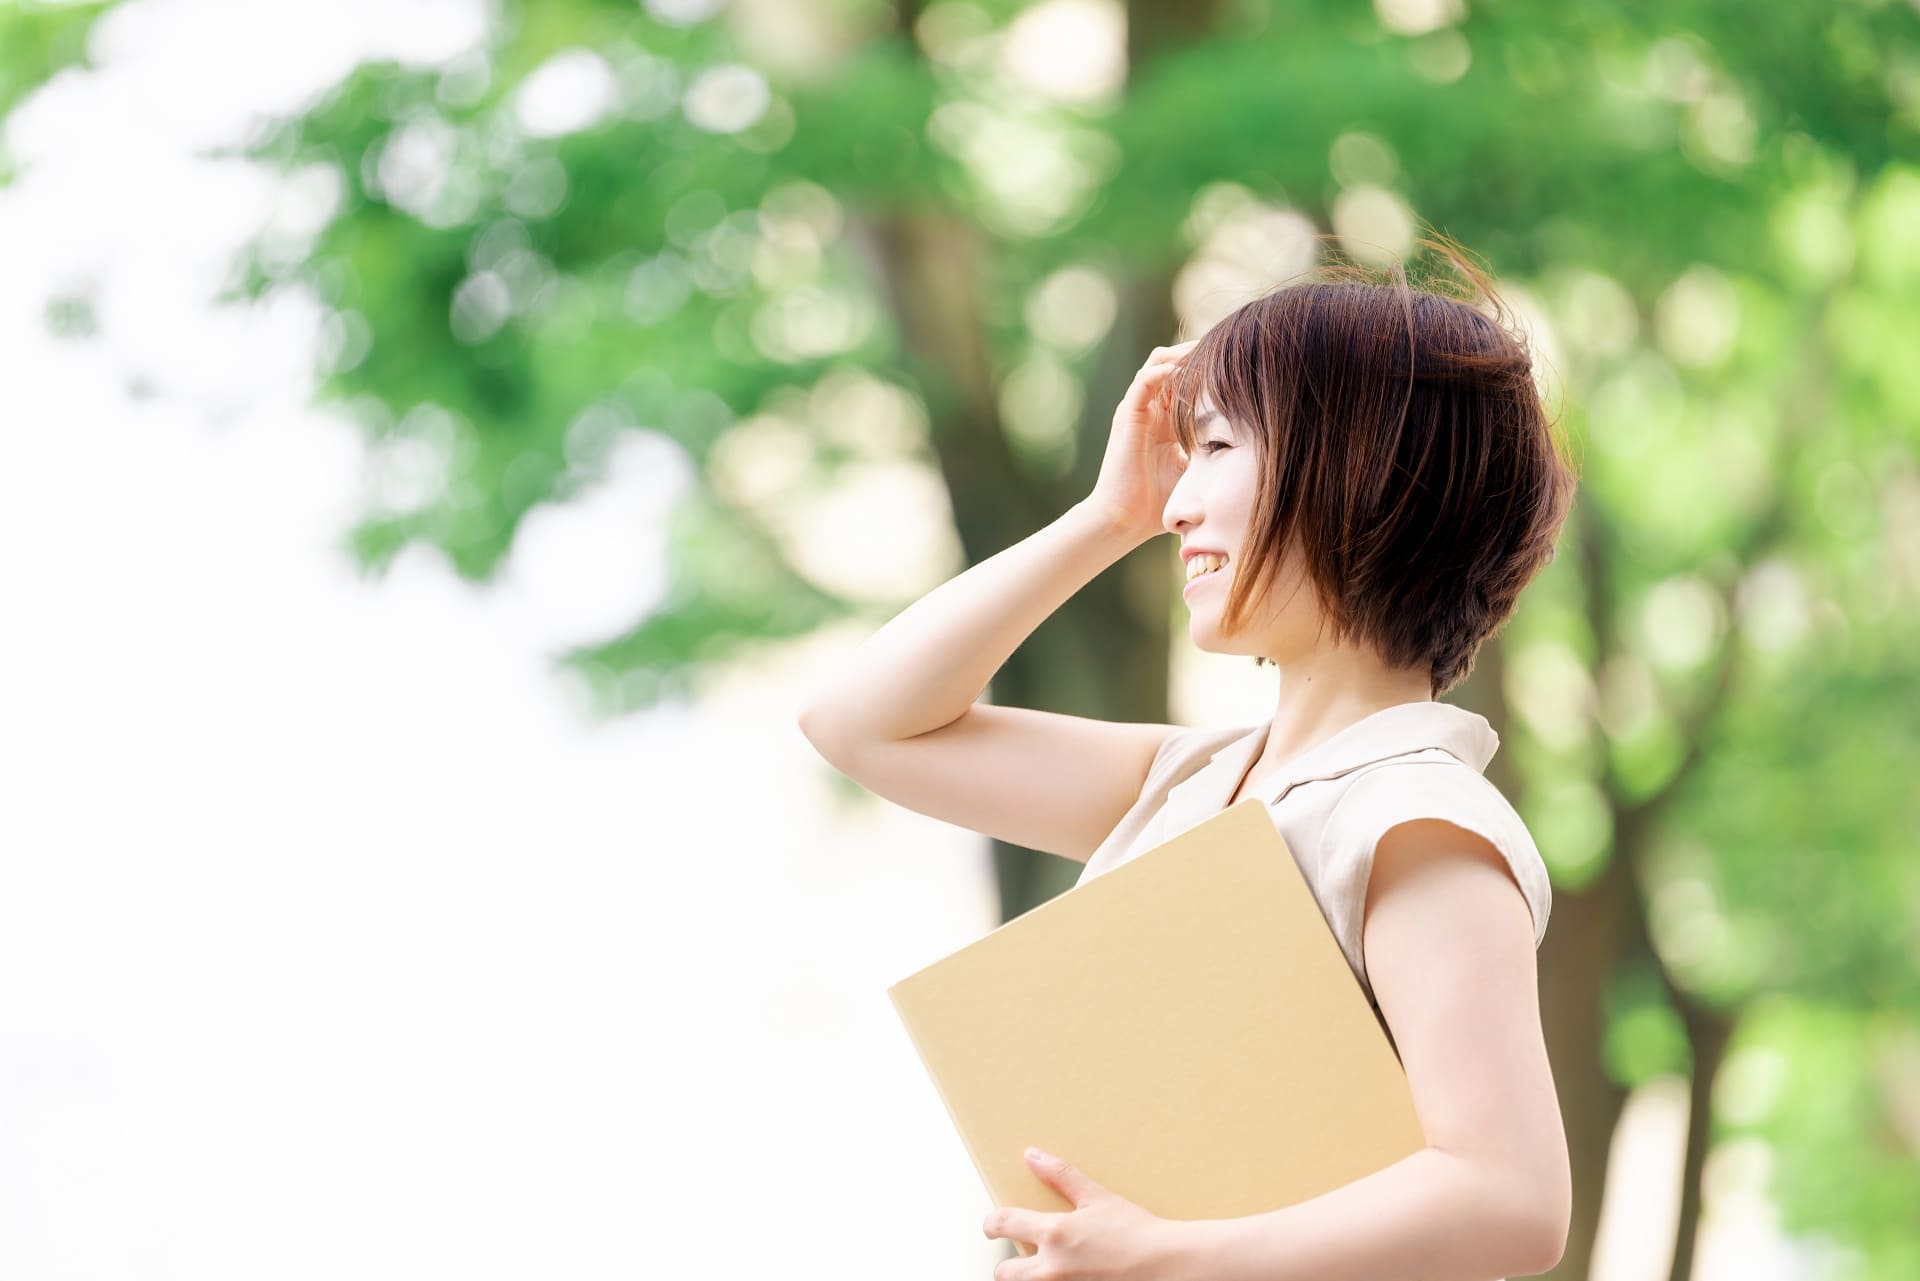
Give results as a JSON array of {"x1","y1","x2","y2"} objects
[{"x1": 1168, "y1": 324, "x2": 1243, "y2": 458}]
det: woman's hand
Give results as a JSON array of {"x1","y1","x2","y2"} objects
[
  {"x1": 1083, "y1": 340, "x2": 1201, "y2": 546},
  {"x1": 983, "y1": 1147, "x2": 1183, "y2": 1281}
]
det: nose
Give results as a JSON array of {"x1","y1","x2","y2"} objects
[{"x1": 1162, "y1": 456, "x2": 1203, "y2": 537}]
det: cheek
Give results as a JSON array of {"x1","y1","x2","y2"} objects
[{"x1": 1236, "y1": 544, "x2": 1312, "y2": 613}]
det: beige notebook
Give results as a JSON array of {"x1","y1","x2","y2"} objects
[{"x1": 886, "y1": 798, "x2": 1426, "y2": 1251}]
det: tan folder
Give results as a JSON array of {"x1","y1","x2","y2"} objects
[{"x1": 886, "y1": 798, "x2": 1426, "y2": 1252}]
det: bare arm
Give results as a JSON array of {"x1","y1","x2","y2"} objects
[
  {"x1": 796, "y1": 498, "x2": 1143, "y2": 748},
  {"x1": 1151, "y1": 820, "x2": 1571, "y2": 1280},
  {"x1": 796, "y1": 503, "x2": 1186, "y2": 860},
  {"x1": 797, "y1": 343, "x2": 1202, "y2": 856},
  {"x1": 797, "y1": 338, "x2": 1195, "y2": 749}
]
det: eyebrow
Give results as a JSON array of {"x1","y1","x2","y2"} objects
[{"x1": 1194, "y1": 408, "x2": 1223, "y2": 429}]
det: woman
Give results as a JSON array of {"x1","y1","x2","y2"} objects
[{"x1": 798, "y1": 241, "x2": 1578, "y2": 1281}]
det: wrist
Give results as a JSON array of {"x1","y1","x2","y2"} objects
[
  {"x1": 1068, "y1": 498, "x2": 1154, "y2": 552},
  {"x1": 1147, "y1": 1215, "x2": 1217, "y2": 1281}
]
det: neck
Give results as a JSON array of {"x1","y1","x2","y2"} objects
[{"x1": 1260, "y1": 643, "x2": 1434, "y2": 766}]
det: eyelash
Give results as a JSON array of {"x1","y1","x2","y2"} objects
[{"x1": 1198, "y1": 440, "x2": 1229, "y2": 454}]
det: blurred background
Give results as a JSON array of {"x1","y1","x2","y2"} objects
[{"x1": 1, "y1": 0, "x2": 1916, "y2": 1277}]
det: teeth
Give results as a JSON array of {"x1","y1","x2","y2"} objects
[{"x1": 1185, "y1": 553, "x2": 1227, "y2": 582}]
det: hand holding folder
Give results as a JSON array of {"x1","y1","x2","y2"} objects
[{"x1": 886, "y1": 798, "x2": 1427, "y2": 1254}]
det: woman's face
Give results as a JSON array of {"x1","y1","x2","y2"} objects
[{"x1": 1161, "y1": 393, "x2": 1324, "y2": 661}]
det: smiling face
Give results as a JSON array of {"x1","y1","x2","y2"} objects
[
  {"x1": 1149, "y1": 271, "x2": 1575, "y2": 697},
  {"x1": 1162, "y1": 391, "x2": 1327, "y2": 662}
]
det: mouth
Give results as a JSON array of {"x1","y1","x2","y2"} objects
[
  {"x1": 1175, "y1": 560, "x2": 1221, "y2": 603},
  {"x1": 1183, "y1": 552, "x2": 1229, "y2": 586}
]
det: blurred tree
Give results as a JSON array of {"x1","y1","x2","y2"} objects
[
  {"x1": 0, "y1": 0, "x2": 115, "y2": 184},
  {"x1": 9, "y1": 0, "x2": 1920, "y2": 1276}
]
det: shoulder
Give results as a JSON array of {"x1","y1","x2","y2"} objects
[
  {"x1": 1149, "y1": 722, "x2": 1260, "y2": 783},
  {"x1": 1324, "y1": 756, "x2": 1552, "y2": 947}
]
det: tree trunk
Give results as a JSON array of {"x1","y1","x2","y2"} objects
[
  {"x1": 1538, "y1": 850, "x2": 1637, "y2": 1278},
  {"x1": 1458, "y1": 639, "x2": 1632, "y2": 1281},
  {"x1": 854, "y1": 202, "x2": 1183, "y2": 921},
  {"x1": 1669, "y1": 997, "x2": 1734, "y2": 1281},
  {"x1": 985, "y1": 274, "x2": 1184, "y2": 920}
]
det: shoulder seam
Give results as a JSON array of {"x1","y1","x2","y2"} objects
[{"x1": 1323, "y1": 753, "x2": 1480, "y2": 822}]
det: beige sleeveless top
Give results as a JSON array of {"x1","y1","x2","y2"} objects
[{"x1": 1075, "y1": 701, "x2": 1552, "y2": 1019}]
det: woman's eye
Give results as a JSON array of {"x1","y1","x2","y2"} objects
[{"x1": 1200, "y1": 440, "x2": 1230, "y2": 454}]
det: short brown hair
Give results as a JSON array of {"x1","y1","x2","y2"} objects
[{"x1": 1167, "y1": 235, "x2": 1578, "y2": 698}]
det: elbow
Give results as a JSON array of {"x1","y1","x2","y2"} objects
[
  {"x1": 1460, "y1": 1150, "x2": 1570, "y2": 1277},
  {"x1": 796, "y1": 703, "x2": 832, "y2": 753},
  {"x1": 796, "y1": 701, "x2": 854, "y2": 767},
  {"x1": 795, "y1": 689, "x2": 840, "y2": 742},
  {"x1": 1513, "y1": 1169, "x2": 1572, "y2": 1276},
  {"x1": 1518, "y1": 1212, "x2": 1568, "y2": 1277},
  {"x1": 1541, "y1": 1189, "x2": 1573, "y2": 1274}
]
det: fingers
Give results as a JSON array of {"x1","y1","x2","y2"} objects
[
  {"x1": 1137, "y1": 339, "x2": 1200, "y2": 385},
  {"x1": 1134, "y1": 346, "x2": 1196, "y2": 391},
  {"x1": 1143, "y1": 356, "x2": 1191, "y2": 406},
  {"x1": 983, "y1": 1205, "x2": 1053, "y2": 1245},
  {"x1": 992, "y1": 1255, "x2": 1036, "y2": 1281},
  {"x1": 1122, "y1": 340, "x2": 1200, "y2": 419}
]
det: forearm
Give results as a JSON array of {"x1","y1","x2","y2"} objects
[
  {"x1": 799, "y1": 499, "x2": 1145, "y2": 743},
  {"x1": 1157, "y1": 1147, "x2": 1561, "y2": 1281}
]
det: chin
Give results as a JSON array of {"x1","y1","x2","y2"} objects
[
  {"x1": 1186, "y1": 623, "x2": 1249, "y2": 658},
  {"x1": 1187, "y1": 608, "x2": 1282, "y2": 659}
]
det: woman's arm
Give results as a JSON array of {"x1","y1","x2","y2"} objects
[
  {"x1": 1156, "y1": 1147, "x2": 1561, "y2": 1281},
  {"x1": 1152, "y1": 818, "x2": 1571, "y2": 1281},
  {"x1": 798, "y1": 341, "x2": 1195, "y2": 748},
  {"x1": 797, "y1": 498, "x2": 1140, "y2": 747}
]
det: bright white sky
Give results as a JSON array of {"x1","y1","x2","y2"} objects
[{"x1": 0, "y1": 0, "x2": 1825, "y2": 1277}]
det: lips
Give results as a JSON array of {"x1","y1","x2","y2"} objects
[{"x1": 1182, "y1": 563, "x2": 1226, "y2": 597}]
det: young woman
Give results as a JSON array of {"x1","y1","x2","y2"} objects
[{"x1": 799, "y1": 244, "x2": 1579, "y2": 1281}]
